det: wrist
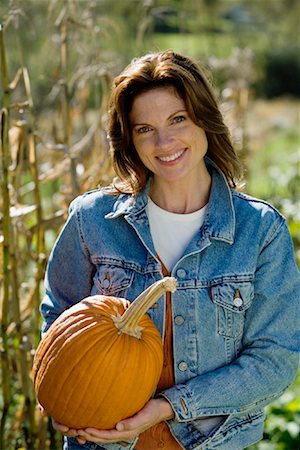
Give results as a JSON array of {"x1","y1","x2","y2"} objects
[{"x1": 156, "y1": 398, "x2": 175, "y2": 421}]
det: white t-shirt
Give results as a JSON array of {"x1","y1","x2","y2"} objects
[{"x1": 146, "y1": 197, "x2": 207, "y2": 272}]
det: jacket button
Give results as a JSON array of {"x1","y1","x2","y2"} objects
[
  {"x1": 178, "y1": 361, "x2": 188, "y2": 371},
  {"x1": 234, "y1": 297, "x2": 243, "y2": 307},
  {"x1": 102, "y1": 278, "x2": 110, "y2": 289},
  {"x1": 176, "y1": 268, "x2": 186, "y2": 278},
  {"x1": 175, "y1": 315, "x2": 184, "y2": 325}
]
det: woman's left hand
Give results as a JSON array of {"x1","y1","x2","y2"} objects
[{"x1": 77, "y1": 398, "x2": 174, "y2": 444}]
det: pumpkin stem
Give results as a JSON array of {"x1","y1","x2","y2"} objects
[{"x1": 112, "y1": 277, "x2": 177, "y2": 338}]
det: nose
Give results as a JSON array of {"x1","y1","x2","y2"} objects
[{"x1": 155, "y1": 128, "x2": 174, "y2": 150}]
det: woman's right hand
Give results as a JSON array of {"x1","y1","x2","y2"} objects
[{"x1": 39, "y1": 405, "x2": 87, "y2": 445}]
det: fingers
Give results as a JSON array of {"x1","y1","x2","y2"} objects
[
  {"x1": 77, "y1": 427, "x2": 138, "y2": 444},
  {"x1": 75, "y1": 436, "x2": 87, "y2": 445},
  {"x1": 116, "y1": 418, "x2": 140, "y2": 434},
  {"x1": 115, "y1": 403, "x2": 154, "y2": 433},
  {"x1": 38, "y1": 409, "x2": 86, "y2": 444},
  {"x1": 75, "y1": 407, "x2": 150, "y2": 443},
  {"x1": 116, "y1": 397, "x2": 170, "y2": 433},
  {"x1": 51, "y1": 418, "x2": 86, "y2": 443},
  {"x1": 51, "y1": 418, "x2": 70, "y2": 434}
]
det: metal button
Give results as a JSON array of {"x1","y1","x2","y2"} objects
[
  {"x1": 102, "y1": 278, "x2": 110, "y2": 289},
  {"x1": 234, "y1": 297, "x2": 243, "y2": 307},
  {"x1": 178, "y1": 361, "x2": 188, "y2": 371},
  {"x1": 176, "y1": 268, "x2": 186, "y2": 278},
  {"x1": 175, "y1": 315, "x2": 184, "y2": 325}
]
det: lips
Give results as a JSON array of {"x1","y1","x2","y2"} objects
[{"x1": 157, "y1": 149, "x2": 185, "y2": 163}]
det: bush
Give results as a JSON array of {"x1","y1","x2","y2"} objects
[{"x1": 255, "y1": 46, "x2": 300, "y2": 98}]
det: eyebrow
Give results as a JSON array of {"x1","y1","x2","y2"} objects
[{"x1": 131, "y1": 109, "x2": 187, "y2": 127}]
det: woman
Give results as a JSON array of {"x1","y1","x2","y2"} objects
[{"x1": 40, "y1": 51, "x2": 300, "y2": 450}]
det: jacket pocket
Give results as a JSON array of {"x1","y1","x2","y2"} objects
[
  {"x1": 211, "y1": 281, "x2": 254, "y2": 339},
  {"x1": 203, "y1": 408, "x2": 265, "y2": 450},
  {"x1": 93, "y1": 265, "x2": 134, "y2": 297}
]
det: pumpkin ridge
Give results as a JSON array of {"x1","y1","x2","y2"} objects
[
  {"x1": 32, "y1": 312, "x2": 97, "y2": 382},
  {"x1": 64, "y1": 326, "x2": 160, "y2": 428},
  {"x1": 89, "y1": 334, "x2": 147, "y2": 426},
  {"x1": 93, "y1": 338, "x2": 153, "y2": 427},
  {"x1": 33, "y1": 296, "x2": 127, "y2": 385},
  {"x1": 37, "y1": 323, "x2": 108, "y2": 419},
  {"x1": 89, "y1": 338, "x2": 134, "y2": 427},
  {"x1": 33, "y1": 317, "x2": 99, "y2": 389},
  {"x1": 47, "y1": 320, "x2": 137, "y2": 426},
  {"x1": 49, "y1": 324, "x2": 125, "y2": 410},
  {"x1": 65, "y1": 333, "x2": 124, "y2": 427}
]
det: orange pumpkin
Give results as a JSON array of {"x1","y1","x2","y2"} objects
[{"x1": 32, "y1": 277, "x2": 176, "y2": 429}]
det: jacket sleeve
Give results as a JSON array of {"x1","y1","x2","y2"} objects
[
  {"x1": 40, "y1": 197, "x2": 95, "y2": 334},
  {"x1": 161, "y1": 218, "x2": 300, "y2": 421}
]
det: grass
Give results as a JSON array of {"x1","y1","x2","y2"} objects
[
  {"x1": 246, "y1": 127, "x2": 300, "y2": 200},
  {"x1": 147, "y1": 29, "x2": 270, "y2": 60}
]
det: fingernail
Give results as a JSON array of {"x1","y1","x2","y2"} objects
[{"x1": 116, "y1": 423, "x2": 124, "y2": 431}]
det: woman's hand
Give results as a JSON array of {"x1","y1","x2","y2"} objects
[
  {"x1": 51, "y1": 418, "x2": 87, "y2": 445},
  {"x1": 39, "y1": 405, "x2": 87, "y2": 445},
  {"x1": 76, "y1": 398, "x2": 174, "y2": 444}
]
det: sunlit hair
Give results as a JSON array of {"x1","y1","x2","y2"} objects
[{"x1": 107, "y1": 50, "x2": 243, "y2": 194}]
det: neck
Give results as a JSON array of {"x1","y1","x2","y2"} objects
[{"x1": 149, "y1": 171, "x2": 211, "y2": 214}]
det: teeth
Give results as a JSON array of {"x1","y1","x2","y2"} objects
[{"x1": 158, "y1": 150, "x2": 184, "y2": 162}]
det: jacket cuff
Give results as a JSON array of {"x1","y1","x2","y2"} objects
[{"x1": 158, "y1": 384, "x2": 198, "y2": 422}]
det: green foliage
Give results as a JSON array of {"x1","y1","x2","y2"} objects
[
  {"x1": 247, "y1": 125, "x2": 300, "y2": 263},
  {"x1": 255, "y1": 46, "x2": 300, "y2": 98}
]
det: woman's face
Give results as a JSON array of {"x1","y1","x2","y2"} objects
[{"x1": 129, "y1": 86, "x2": 208, "y2": 188}]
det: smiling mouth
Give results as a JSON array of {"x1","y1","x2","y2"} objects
[{"x1": 157, "y1": 149, "x2": 185, "y2": 163}]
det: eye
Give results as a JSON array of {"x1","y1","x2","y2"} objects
[
  {"x1": 172, "y1": 115, "x2": 186, "y2": 124},
  {"x1": 136, "y1": 125, "x2": 152, "y2": 134}
]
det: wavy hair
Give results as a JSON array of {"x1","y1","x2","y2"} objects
[{"x1": 107, "y1": 50, "x2": 243, "y2": 193}]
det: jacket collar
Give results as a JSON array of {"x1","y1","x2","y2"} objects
[
  {"x1": 104, "y1": 180, "x2": 150, "y2": 219},
  {"x1": 203, "y1": 159, "x2": 235, "y2": 244},
  {"x1": 105, "y1": 158, "x2": 235, "y2": 244}
]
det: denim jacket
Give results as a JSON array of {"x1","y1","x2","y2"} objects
[{"x1": 41, "y1": 160, "x2": 300, "y2": 450}]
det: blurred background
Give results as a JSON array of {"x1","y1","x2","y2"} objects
[{"x1": 0, "y1": 0, "x2": 299, "y2": 449}]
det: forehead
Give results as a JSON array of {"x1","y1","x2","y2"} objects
[
  {"x1": 132, "y1": 85, "x2": 182, "y2": 103},
  {"x1": 129, "y1": 86, "x2": 185, "y2": 119}
]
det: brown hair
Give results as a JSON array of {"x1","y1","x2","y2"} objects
[{"x1": 107, "y1": 50, "x2": 243, "y2": 193}]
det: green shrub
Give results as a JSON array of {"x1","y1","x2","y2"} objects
[{"x1": 255, "y1": 46, "x2": 300, "y2": 98}]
